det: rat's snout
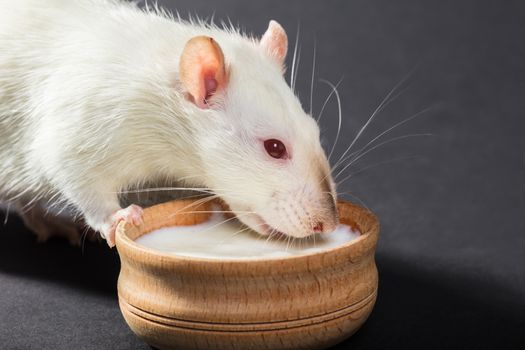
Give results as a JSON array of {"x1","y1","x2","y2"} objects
[
  {"x1": 243, "y1": 188, "x2": 339, "y2": 239},
  {"x1": 311, "y1": 197, "x2": 339, "y2": 234},
  {"x1": 278, "y1": 188, "x2": 340, "y2": 237}
]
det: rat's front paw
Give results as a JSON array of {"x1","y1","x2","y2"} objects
[{"x1": 105, "y1": 204, "x2": 144, "y2": 247}]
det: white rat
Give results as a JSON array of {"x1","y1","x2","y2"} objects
[{"x1": 0, "y1": 0, "x2": 338, "y2": 247}]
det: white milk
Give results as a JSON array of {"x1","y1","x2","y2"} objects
[{"x1": 135, "y1": 211, "x2": 360, "y2": 259}]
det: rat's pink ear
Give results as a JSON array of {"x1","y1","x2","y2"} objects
[
  {"x1": 260, "y1": 20, "x2": 288, "y2": 66},
  {"x1": 179, "y1": 36, "x2": 227, "y2": 109}
]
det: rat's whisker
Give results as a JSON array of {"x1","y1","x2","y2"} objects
[
  {"x1": 115, "y1": 186, "x2": 259, "y2": 207},
  {"x1": 290, "y1": 22, "x2": 300, "y2": 91},
  {"x1": 114, "y1": 187, "x2": 212, "y2": 195},
  {"x1": 336, "y1": 155, "x2": 424, "y2": 186},
  {"x1": 224, "y1": 225, "x2": 255, "y2": 241},
  {"x1": 174, "y1": 174, "x2": 206, "y2": 182},
  {"x1": 316, "y1": 77, "x2": 343, "y2": 123},
  {"x1": 80, "y1": 225, "x2": 92, "y2": 255},
  {"x1": 166, "y1": 195, "x2": 220, "y2": 218},
  {"x1": 319, "y1": 79, "x2": 343, "y2": 161},
  {"x1": 338, "y1": 191, "x2": 370, "y2": 211},
  {"x1": 115, "y1": 186, "x2": 249, "y2": 197},
  {"x1": 332, "y1": 70, "x2": 416, "y2": 170},
  {"x1": 3, "y1": 203, "x2": 10, "y2": 225},
  {"x1": 285, "y1": 234, "x2": 292, "y2": 251},
  {"x1": 227, "y1": 221, "x2": 274, "y2": 245},
  {"x1": 333, "y1": 105, "x2": 434, "y2": 173},
  {"x1": 309, "y1": 39, "x2": 316, "y2": 115},
  {"x1": 293, "y1": 46, "x2": 302, "y2": 92},
  {"x1": 194, "y1": 212, "x2": 255, "y2": 236},
  {"x1": 169, "y1": 210, "x2": 253, "y2": 215},
  {"x1": 269, "y1": 227, "x2": 283, "y2": 245},
  {"x1": 264, "y1": 228, "x2": 276, "y2": 245},
  {"x1": 335, "y1": 133, "x2": 432, "y2": 179}
]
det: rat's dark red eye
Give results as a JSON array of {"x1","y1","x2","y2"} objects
[{"x1": 264, "y1": 139, "x2": 287, "y2": 159}]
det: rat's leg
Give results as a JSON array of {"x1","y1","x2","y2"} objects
[
  {"x1": 15, "y1": 202, "x2": 83, "y2": 245},
  {"x1": 107, "y1": 204, "x2": 144, "y2": 246},
  {"x1": 70, "y1": 190, "x2": 144, "y2": 247}
]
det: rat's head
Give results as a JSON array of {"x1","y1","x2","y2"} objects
[{"x1": 179, "y1": 21, "x2": 338, "y2": 238}]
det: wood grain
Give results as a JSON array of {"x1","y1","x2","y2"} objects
[{"x1": 116, "y1": 199, "x2": 380, "y2": 350}]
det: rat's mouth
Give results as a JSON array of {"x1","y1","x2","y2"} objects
[
  {"x1": 248, "y1": 213, "x2": 288, "y2": 238},
  {"x1": 220, "y1": 200, "x2": 289, "y2": 238}
]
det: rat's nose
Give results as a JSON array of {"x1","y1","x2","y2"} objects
[
  {"x1": 312, "y1": 217, "x2": 338, "y2": 234},
  {"x1": 311, "y1": 196, "x2": 339, "y2": 234},
  {"x1": 312, "y1": 222, "x2": 324, "y2": 233}
]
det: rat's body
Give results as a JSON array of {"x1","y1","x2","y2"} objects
[{"x1": 0, "y1": 0, "x2": 338, "y2": 246}]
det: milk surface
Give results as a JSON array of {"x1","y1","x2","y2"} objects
[{"x1": 135, "y1": 211, "x2": 360, "y2": 259}]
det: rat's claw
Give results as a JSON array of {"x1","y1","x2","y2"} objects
[
  {"x1": 113, "y1": 204, "x2": 144, "y2": 226},
  {"x1": 106, "y1": 204, "x2": 144, "y2": 247}
]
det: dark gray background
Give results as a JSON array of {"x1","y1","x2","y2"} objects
[{"x1": 1, "y1": 0, "x2": 524, "y2": 349}]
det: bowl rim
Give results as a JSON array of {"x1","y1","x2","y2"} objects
[{"x1": 116, "y1": 199, "x2": 379, "y2": 265}]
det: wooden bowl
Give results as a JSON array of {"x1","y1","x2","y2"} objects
[{"x1": 116, "y1": 199, "x2": 379, "y2": 350}]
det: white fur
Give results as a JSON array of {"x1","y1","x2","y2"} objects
[{"x1": 0, "y1": 0, "x2": 337, "y2": 239}]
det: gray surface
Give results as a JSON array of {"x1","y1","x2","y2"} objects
[{"x1": 1, "y1": 0, "x2": 524, "y2": 349}]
